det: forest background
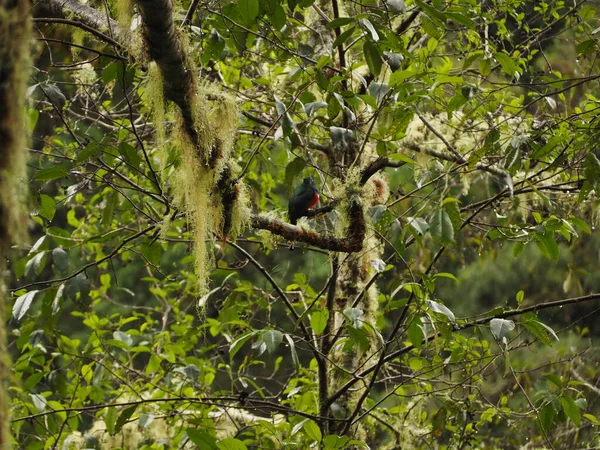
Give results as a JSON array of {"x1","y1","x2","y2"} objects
[{"x1": 2, "y1": 0, "x2": 600, "y2": 448}]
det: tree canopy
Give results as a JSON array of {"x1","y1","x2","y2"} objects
[{"x1": 7, "y1": 0, "x2": 600, "y2": 448}]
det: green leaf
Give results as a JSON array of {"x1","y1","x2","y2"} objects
[
  {"x1": 490, "y1": 318, "x2": 515, "y2": 340},
  {"x1": 268, "y1": 4, "x2": 286, "y2": 30},
  {"x1": 262, "y1": 329, "x2": 283, "y2": 354},
  {"x1": 407, "y1": 217, "x2": 428, "y2": 235},
  {"x1": 445, "y1": 12, "x2": 475, "y2": 28},
  {"x1": 30, "y1": 394, "x2": 47, "y2": 413},
  {"x1": 310, "y1": 309, "x2": 329, "y2": 335},
  {"x1": 303, "y1": 420, "x2": 322, "y2": 442},
  {"x1": 343, "y1": 307, "x2": 364, "y2": 328},
  {"x1": 284, "y1": 334, "x2": 300, "y2": 370},
  {"x1": 113, "y1": 331, "x2": 133, "y2": 347},
  {"x1": 76, "y1": 142, "x2": 100, "y2": 163},
  {"x1": 52, "y1": 247, "x2": 69, "y2": 271},
  {"x1": 495, "y1": 51, "x2": 518, "y2": 78},
  {"x1": 388, "y1": 153, "x2": 415, "y2": 164},
  {"x1": 217, "y1": 438, "x2": 248, "y2": 450},
  {"x1": 33, "y1": 165, "x2": 69, "y2": 181},
  {"x1": 584, "y1": 153, "x2": 600, "y2": 190},
  {"x1": 443, "y1": 201, "x2": 462, "y2": 233},
  {"x1": 359, "y1": 18, "x2": 379, "y2": 42},
  {"x1": 25, "y1": 252, "x2": 46, "y2": 278},
  {"x1": 432, "y1": 272, "x2": 458, "y2": 283},
  {"x1": 229, "y1": 331, "x2": 257, "y2": 359},
  {"x1": 105, "y1": 406, "x2": 117, "y2": 435},
  {"x1": 536, "y1": 232, "x2": 559, "y2": 262},
  {"x1": 513, "y1": 241, "x2": 525, "y2": 258},
  {"x1": 479, "y1": 58, "x2": 492, "y2": 76},
  {"x1": 304, "y1": 101, "x2": 327, "y2": 117},
  {"x1": 522, "y1": 313, "x2": 558, "y2": 346},
  {"x1": 238, "y1": 0, "x2": 259, "y2": 24},
  {"x1": 570, "y1": 216, "x2": 591, "y2": 234},
  {"x1": 363, "y1": 41, "x2": 382, "y2": 76},
  {"x1": 407, "y1": 318, "x2": 424, "y2": 347},
  {"x1": 560, "y1": 396, "x2": 581, "y2": 426},
  {"x1": 285, "y1": 157, "x2": 307, "y2": 190},
  {"x1": 421, "y1": 15, "x2": 442, "y2": 38},
  {"x1": 141, "y1": 241, "x2": 162, "y2": 266},
  {"x1": 118, "y1": 142, "x2": 142, "y2": 168},
  {"x1": 102, "y1": 191, "x2": 118, "y2": 226},
  {"x1": 389, "y1": 69, "x2": 416, "y2": 86},
  {"x1": 27, "y1": 107, "x2": 39, "y2": 133},
  {"x1": 38, "y1": 194, "x2": 56, "y2": 221},
  {"x1": 327, "y1": 17, "x2": 354, "y2": 29},
  {"x1": 323, "y1": 435, "x2": 349, "y2": 448},
  {"x1": 430, "y1": 208, "x2": 454, "y2": 246},
  {"x1": 139, "y1": 413, "x2": 155, "y2": 429},
  {"x1": 186, "y1": 429, "x2": 218, "y2": 449},
  {"x1": 115, "y1": 406, "x2": 137, "y2": 434},
  {"x1": 531, "y1": 134, "x2": 566, "y2": 159},
  {"x1": 538, "y1": 404, "x2": 555, "y2": 432},
  {"x1": 347, "y1": 326, "x2": 369, "y2": 353},
  {"x1": 13, "y1": 291, "x2": 39, "y2": 321},
  {"x1": 414, "y1": 0, "x2": 445, "y2": 26},
  {"x1": 332, "y1": 26, "x2": 356, "y2": 49},
  {"x1": 516, "y1": 290, "x2": 524, "y2": 306},
  {"x1": 426, "y1": 300, "x2": 456, "y2": 323}
]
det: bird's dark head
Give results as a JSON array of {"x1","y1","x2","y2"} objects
[{"x1": 303, "y1": 177, "x2": 316, "y2": 187}]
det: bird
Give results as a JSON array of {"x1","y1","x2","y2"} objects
[{"x1": 288, "y1": 177, "x2": 319, "y2": 225}]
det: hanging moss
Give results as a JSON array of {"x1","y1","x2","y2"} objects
[
  {"x1": 112, "y1": 0, "x2": 134, "y2": 29},
  {"x1": 169, "y1": 87, "x2": 249, "y2": 295},
  {"x1": 137, "y1": 15, "x2": 248, "y2": 298},
  {"x1": 71, "y1": 27, "x2": 86, "y2": 57},
  {"x1": 146, "y1": 62, "x2": 167, "y2": 167}
]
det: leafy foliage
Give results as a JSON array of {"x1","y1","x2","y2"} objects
[{"x1": 8, "y1": 0, "x2": 600, "y2": 449}]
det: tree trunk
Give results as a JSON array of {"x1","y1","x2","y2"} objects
[{"x1": 0, "y1": 0, "x2": 31, "y2": 447}]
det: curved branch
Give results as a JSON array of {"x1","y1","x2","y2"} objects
[
  {"x1": 136, "y1": 0, "x2": 198, "y2": 143},
  {"x1": 35, "y1": 0, "x2": 127, "y2": 49},
  {"x1": 250, "y1": 212, "x2": 363, "y2": 253},
  {"x1": 360, "y1": 156, "x2": 406, "y2": 184}
]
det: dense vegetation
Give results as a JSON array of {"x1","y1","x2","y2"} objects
[{"x1": 5, "y1": 0, "x2": 600, "y2": 448}]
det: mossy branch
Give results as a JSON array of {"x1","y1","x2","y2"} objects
[
  {"x1": 36, "y1": 0, "x2": 127, "y2": 49},
  {"x1": 251, "y1": 199, "x2": 364, "y2": 253},
  {"x1": 136, "y1": 0, "x2": 200, "y2": 149}
]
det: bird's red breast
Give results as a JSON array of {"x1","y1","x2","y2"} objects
[{"x1": 308, "y1": 192, "x2": 319, "y2": 209}]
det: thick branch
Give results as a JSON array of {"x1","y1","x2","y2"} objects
[
  {"x1": 36, "y1": 0, "x2": 127, "y2": 49},
  {"x1": 136, "y1": 0, "x2": 198, "y2": 142},
  {"x1": 251, "y1": 213, "x2": 363, "y2": 253}
]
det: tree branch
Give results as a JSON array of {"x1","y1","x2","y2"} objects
[
  {"x1": 136, "y1": 0, "x2": 199, "y2": 145},
  {"x1": 360, "y1": 156, "x2": 406, "y2": 184},
  {"x1": 327, "y1": 291, "x2": 600, "y2": 411},
  {"x1": 250, "y1": 209, "x2": 363, "y2": 253},
  {"x1": 36, "y1": 0, "x2": 127, "y2": 49}
]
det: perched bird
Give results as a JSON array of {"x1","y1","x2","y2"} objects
[{"x1": 288, "y1": 177, "x2": 319, "y2": 225}]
